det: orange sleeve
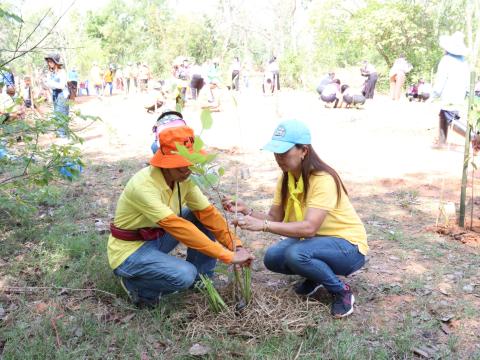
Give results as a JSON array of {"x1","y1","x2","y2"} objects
[
  {"x1": 192, "y1": 205, "x2": 242, "y2": 251},
  {"x1": 157, "y1": 214, "x2": 234, "y2": 264}
]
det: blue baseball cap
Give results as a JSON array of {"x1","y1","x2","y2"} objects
[{"x1": 262, "y1": 120, "x2": 311, "y2": 153}]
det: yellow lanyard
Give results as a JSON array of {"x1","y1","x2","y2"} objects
[{"x1": 283, "y1": 172, "x2": 304, "y2": 222}]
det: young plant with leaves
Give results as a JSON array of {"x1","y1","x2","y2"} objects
[
  {"x1": 195, "y1": 274, "x2": 228, "y2": 313},
  {"x1": 175, "y1": 109, "x2": 252, "y2": 310},
  {"x1": 0, "y1": 105, "x2": 98, "y2": 223}
]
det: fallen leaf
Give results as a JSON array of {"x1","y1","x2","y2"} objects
[
  {"x1": 119, "y1": 313, "x2": 135, "y2": 324},
  {"x1": 98, "y1": 311, "x2": 119, "y2": 323},
  {"x1": 412, "y1": 347, "x2": 429, "y2": 358},
  {"x1": 412, "y1": 345, "x2": 438, "y2": 358},
  {"x1": 35, "y1": 302, "x2": 49, "y2": 314},
  {"x1": 437, "y1": 283, "x2": 452, "y2": 296},
  {"x1": 449, "y1": 319, "x2": 461, "y2": 329},
  {"x1": 440, "y1": 314, "x2": 454, "y2": 323},
  {"x1": 440, "y1": 323, "x2": 451, "y2": 335},
  {"x1": 189, "y1": 343, "x2": 211, "y2": 356},
  {"x1": 140, "y1": 352, "x2": 149, "y2": 360}
]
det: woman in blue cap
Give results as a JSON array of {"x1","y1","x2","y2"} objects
[{"x1": 222, "y1": 119, "x2": 368, "y2": 318}]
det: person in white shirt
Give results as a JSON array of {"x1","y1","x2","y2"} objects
[
  {"x1": 416, "y1": 79, "x2": 432, "y2": 101},
  {"x1": 44, "y1": 53, "x2": 70, "y2": 136},
  {"x1": 320, "y1": 79, "x2": 341, "y2": 108},
  {"x1": 389, "y1": 55, "x2": 412, "y2": 100},
  {"x1": 268, "y1": 56, "x2": 280, "y2": 91},
  {"x1": 432, "y1": 32, "x2": 470, "y2": 145},
  {"x1": 0, "y1": 85, "x2": 24, "y2": 122}
]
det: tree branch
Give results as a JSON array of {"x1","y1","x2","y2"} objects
[
  {"x1": 0, "y1": 153, "x2": 60, "y2": 186},
  {"x1": 15, "y1": 8, "x2": 52, "y2": 53},
  {"x1": 0, "y1": 46, "x2": 86, "y2": 53},
  {"x1": 0, "y1": 0, "x2": 76, "y2": 68},
  {"x1": 13, "y1": 14, "x2": 24, "y2": 59}
]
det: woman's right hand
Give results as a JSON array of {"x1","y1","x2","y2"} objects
[{"x1": 221, "y1": 195, "x2": 248, "y2": 214}]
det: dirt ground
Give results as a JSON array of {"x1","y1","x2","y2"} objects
[{"x1": 71, "y1": 87, "x2": 480, "y2": 357}]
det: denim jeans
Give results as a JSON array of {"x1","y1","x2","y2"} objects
[
  {"x1": 263, "y1": 236, "x2": 365, "y2": 293},
  {"x1": 114, "y1": 208, "x2": 217, "y2": 302},
  {"x1": 53, "y1": 93, "x2": 69, "y2": 137},
  {"x1": 106, "y1": 82, "x2": 113, "y2": 95}
]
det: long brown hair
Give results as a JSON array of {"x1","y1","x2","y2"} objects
[{"x1": 280, "y1": 144, "x2": 347, "y2": 210}]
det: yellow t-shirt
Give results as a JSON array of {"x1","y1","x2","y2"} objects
[
  {"x1": 272, "y1": 172, "x2": 369, "y2": 255},
  {"x1": 104, "y1": 70, "x2": 113, "y2": 83},
  {"x1": 107, "y1": 166, "x2": 210, "y2": 269}
]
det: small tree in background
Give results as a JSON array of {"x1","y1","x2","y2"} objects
[
  {"x1": 459, "y1": 0, "x2": 480, "y2": 228},
  {"x1": 0, "y1": 2, "x2": 98, "y2": 224}
]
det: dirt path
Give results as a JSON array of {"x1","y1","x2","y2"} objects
[{"x1": 74, "y1": 87, "x2": 476, "y2": 213}]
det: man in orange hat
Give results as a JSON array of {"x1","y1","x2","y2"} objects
[{"x1": 108, "y1": 125, "x2": 254, "y2": 307}]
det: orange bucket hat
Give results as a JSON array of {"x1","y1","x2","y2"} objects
[{"x1": 150, "y1": 126, "x2": 204, "y2": 168}]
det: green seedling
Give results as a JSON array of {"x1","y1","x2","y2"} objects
[
  {"x1": 242, "y1": 266, "x2": 252, "y2": 304},
  {"x1": 176, "y1": 109, "x2": 253, "y2": 311},
  {"x1": 196, "y1": 274, "x2": 227, "y2": 313}
]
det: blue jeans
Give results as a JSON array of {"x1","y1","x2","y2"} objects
[
  {"x1": 106, "y1": 82, "x2": 113, "y2": 95},
  {"x1": 113, "y1": 208, "x2": 217, "y2": 302},
  {"x1": 53, "y1": 93, "x2": 69, "y2": 137},
  {"x1": 263, "y1": 236, "x2": 365, "y2": 293}
]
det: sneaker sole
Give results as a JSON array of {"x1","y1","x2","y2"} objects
[{"x1": 334, "y1": 295, "x2": 355, "y2": 319}]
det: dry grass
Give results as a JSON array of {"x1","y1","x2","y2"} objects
[{"x1": 177, "y1": 284, "x2": 328, "y2": 341}]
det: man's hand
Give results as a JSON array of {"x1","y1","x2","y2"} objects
[
  {"x1": 221, "y1": 195, "x2": 247, "y2": 214},
  {"x1": 231, "y1": 247, "x2": 255, "y2": 265}
]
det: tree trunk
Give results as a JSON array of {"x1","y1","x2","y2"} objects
[{"x1": 459, "y1": 71, "x2": 476, "y2": 227}]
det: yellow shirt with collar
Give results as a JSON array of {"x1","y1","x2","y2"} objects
[
  {"x1": 272, "y1": 172, "x2": 369, "y2": 255},
  {"x1": 107, "y1": 166, "x2": 210, "y2": 269}
]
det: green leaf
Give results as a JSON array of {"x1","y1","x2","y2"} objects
[
  {"x1": 175, "y1": 144, "x2": 191, "y2": 158},
  {"x1": 190, "y1": 175, "x2": 203, "y2": 188},
  {"x1": 189, "y1": 165, "x2": 206, "y2": 175},
  {"x1": 218, "y1": 167, "x2": 225, "y2": 176},
  {"x1": 189, "y1": 153, "x2": 207, "y2": 164},
  {"x1": 205, "y1": 153, "x2": 217, "y2": 163},
  {"x1": 204, "y1": 173, "x2": 219, "y2": 186},
  {"x1": 193, "y1": 135, "x2": 204, "y2": 152},
  {"x1": 0, "y1": 8, "x2": 23, "y2": 23},
  {"x1": 200, "y1": 109, "x2": 213, "y2": 130}
]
